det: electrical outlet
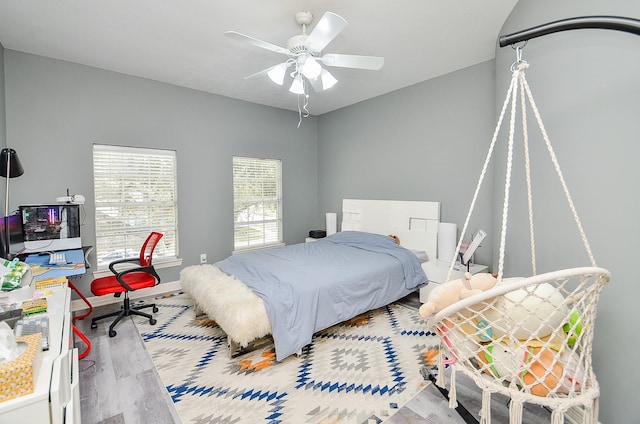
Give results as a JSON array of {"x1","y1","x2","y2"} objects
[{"x1": 200, "y1": 253, "x2": 207, "y2": 264}]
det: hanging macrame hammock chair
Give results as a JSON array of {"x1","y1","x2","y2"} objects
[{"x1": 424, "y1": 35, "x2": 620, "y2": 424}]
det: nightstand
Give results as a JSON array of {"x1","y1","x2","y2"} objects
[
  {"x1": 305, "y1": 237, "x2": 321, "y2": 243},
  {"x1": 419, "y1": 260, "x2": 489, "y2": 303}
]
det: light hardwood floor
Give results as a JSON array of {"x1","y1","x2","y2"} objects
[
  {"x1": 74, "y1": 291, "x2": 551, "y2": 424},
  {"x1": 75, "y1": 301, "x2": 181, "y2": 424}
]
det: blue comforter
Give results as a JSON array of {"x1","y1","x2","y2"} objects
[{"x1": 215, "y1": 231, "x2": 427, "y2": 360}]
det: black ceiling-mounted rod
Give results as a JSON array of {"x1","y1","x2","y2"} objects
[{"x1": 499, "y1": 15, "x2": 640, "y2": 47}]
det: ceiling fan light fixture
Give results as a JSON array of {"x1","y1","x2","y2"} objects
[
  {"x1": 321, "y1": 69, "x2": 338, "y2": 90},
  {"x1": 289, "y1": 74, "x2": 305, "y2": 95},
  {"x1": 267, "y1": 63, "x2": 287, "y2": 85},
  {"x1": 301, "y1": 56, "x2": 322, "y2": 80}
]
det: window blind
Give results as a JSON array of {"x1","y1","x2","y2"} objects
[
  {"x1": 233, "y1": 156, "x2": 282, "y2": 250},
  {"x1": 93, "y1": 144, "x2": 178, "y2": 267}
]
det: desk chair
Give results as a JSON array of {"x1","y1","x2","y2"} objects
[{"x1": 90, "y1": 232, "x2": 163, "y2": 337}]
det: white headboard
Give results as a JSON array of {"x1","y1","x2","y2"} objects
[{"x1": 341, "y1": 199, "x2": 441, "y2": 260}]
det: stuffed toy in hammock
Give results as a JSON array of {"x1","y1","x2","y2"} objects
[{"x1": 418, "y1": 272, "x2": 497, "y2": 319}]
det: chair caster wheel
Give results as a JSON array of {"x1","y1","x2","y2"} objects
[
  {"x1": 91, "y1": 323, "x2": 97, "y2": 329},
  {"x1": 109, "y1": 330, "x2": 117, "y2": 337},
  {"x1": 150, "y1": 318, "x2": 157, "y2": 325},
  {"x1": 153, "y1": 306, "x2": 159, "y2": 313}
]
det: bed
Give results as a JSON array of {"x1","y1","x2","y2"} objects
[{"x1": 180, "y1": 199, "x2": 440, "y2": 361}]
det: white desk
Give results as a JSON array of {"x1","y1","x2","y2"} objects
[
  {"x1": 0, "y1": 288, "x2": 80, "y2": 424},
  {"x1": 420, "y1": 259, "x2": 489, "y2": 303}
]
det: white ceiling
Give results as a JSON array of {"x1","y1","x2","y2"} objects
[{"x1": 0, "y1": 0, "x2": 519, "y2": 116}]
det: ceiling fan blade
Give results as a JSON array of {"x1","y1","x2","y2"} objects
[
  {"x1": 305, "y1": 12, "x2": 348, "y2": 53},
  {"x1": 321, "y1": 54, "x2": 384, "y2": 70},
  {"x1": 224, "y1": 31, "x2": 290, "y2": 55}
]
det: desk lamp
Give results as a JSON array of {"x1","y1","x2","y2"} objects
[{"x1": 0, "y1": 148, "x2": 24, "y2": 258}]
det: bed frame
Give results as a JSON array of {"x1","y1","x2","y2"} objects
[{"x1": 181, "y1": 199, "x2": 441, "y2": 358}]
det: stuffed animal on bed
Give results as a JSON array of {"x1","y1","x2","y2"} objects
[{"x1": 418, "y1": 272, "x2": 497, "y2": 319}]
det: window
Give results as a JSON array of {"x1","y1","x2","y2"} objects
[
  {"x1": 93, "y1": 144, "x2": 178, "y2": 268},
  {"x1": 233, "y1": 156, "x2": 282, "y2": 251}
]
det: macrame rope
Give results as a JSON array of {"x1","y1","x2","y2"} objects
[
  {"x1": 519, "y1": 72, "x2": 537, "y2": 276},
  {"x1": 480, "y1": 390, "x2": 492, "y2": 424},
  {"x1": 551, "y1": 409, "x2": 565, "y2": 424},
  {"x1": 519, "y1": 72, "x2": 597, "y2": 266},
  {"x1": 436, "y1": 341, "x2": 445, "y2": 387},
  {"x1": 448, "y1": 368, "x2": 458, "y2": 408},
  {"x1": 509, "y1": 399, "x2": 524, "y2": 424},
  {"x1": 591, "y1": 398, "x2": 600, "y2": 424},
  {"x1": 445, "y1": 68, "x2": 519, "y2": 283},
  {"x1": 496, "y1": 64, "x2": 522, "y2": 280},
  {"x1": 446, "y1": 60, "x2": 596, "y2": 283}
]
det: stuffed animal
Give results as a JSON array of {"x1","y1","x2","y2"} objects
[
  {"x1": 558, "y1": 349, "x2": 587, "y2": 392},
  {"x1": 478, "y1": 342, "x2": 564, "y2": 397},
  {"x1": 482, "y1": 282, "x2": 568, "y2": 340},
  {"x1": 419, "y1": 272, "x2": 497, "y2": 319}
]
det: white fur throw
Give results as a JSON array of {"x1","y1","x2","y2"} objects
[{"x1": 179, "y1": 264, "x2": 272, "y2": 347}]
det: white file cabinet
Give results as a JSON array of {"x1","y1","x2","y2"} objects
[{"x1": 419, "y1": 260, "x2": 489, "y2": 303}]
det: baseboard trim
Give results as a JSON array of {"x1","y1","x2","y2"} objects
[{"x1": 71, "y1": 280, "x2": 182, "y2": 313}]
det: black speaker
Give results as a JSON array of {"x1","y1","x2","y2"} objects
[{"x1": 309, "y1": 230, "x2": 327, "y2": 239}]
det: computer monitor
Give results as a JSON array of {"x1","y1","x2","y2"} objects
[{"x1": 19, "y1": 204, "x2": 82, "y2": 253}]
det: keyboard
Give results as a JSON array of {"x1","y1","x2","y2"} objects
[
  {"x1": 14, "y1": 315, "x2": 50, "y2": 351},
  {"x1": 48, "y1": 252, "x2": 68, "y2": 265}
]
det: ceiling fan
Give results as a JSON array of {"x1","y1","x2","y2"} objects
[{"x1": 225, "y1": 11, "x2": 384, "y2": 96}]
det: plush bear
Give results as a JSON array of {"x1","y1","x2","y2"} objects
[{"x1": 418, "y1": 272, "x2": 497, "y2": 319}]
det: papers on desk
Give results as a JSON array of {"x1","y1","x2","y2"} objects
[
  {"x1": 34, "y1": 277, "x2": 68, "y2": 292},
  {"x1": 24, "y1": 249, "x2": 86, "y2": 281},
  {"x1": 28, "y1": 263, "x2": 83, "y2": 276},
  {"x1": 0, "y1": 258, "x2": 29, "y2": 292}
]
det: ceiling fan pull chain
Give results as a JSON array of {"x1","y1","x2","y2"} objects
[{"x1": 296, "y1": 82, "x2": 310, "y2": 128}]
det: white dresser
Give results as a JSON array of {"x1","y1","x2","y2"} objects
[
  {"x1": 420, "y1": 260, "x2": 489, "y2": 303},
  {"x1": 0, "y1": 288, "x2": 80, "y2": 424}
]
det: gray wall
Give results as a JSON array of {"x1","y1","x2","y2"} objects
[
  {"x1": 318, "y1": 60, "x2": 497, "y2": 267},
  {"x1": 496, "y1": 1, "x2": 639, "y2": 422},
  {"x1": 2, "y1": 50, "x2": 319, "y2": 296}
]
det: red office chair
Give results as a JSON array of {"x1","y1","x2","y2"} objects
[{"x1": 90, "y1": 232, "x2": 163, "y2": 337}]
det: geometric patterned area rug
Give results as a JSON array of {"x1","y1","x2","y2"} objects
[{"x1": 133, "y1": 292, "x2": 441, "y2": 424}]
